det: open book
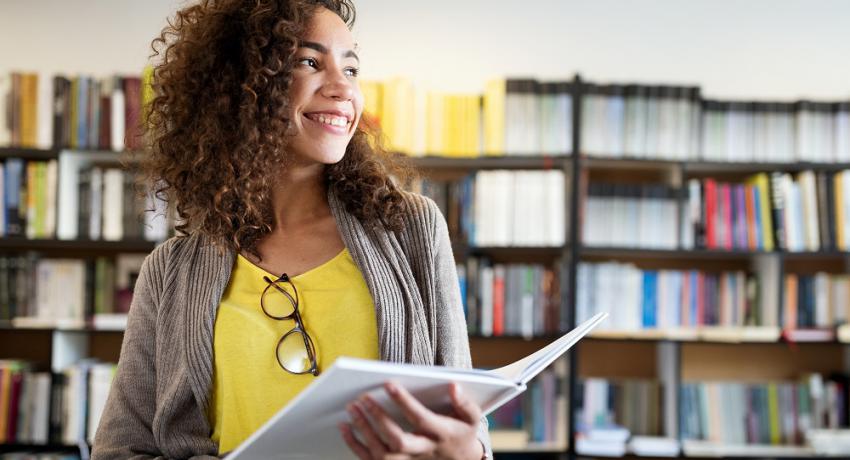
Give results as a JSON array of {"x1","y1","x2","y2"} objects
[{"x1": 227, "y1": 312, "x2": 608, "y2": 459}]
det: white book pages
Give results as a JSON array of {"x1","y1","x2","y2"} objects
[{"x1": 546, "y1": 170, "x2": 565, "y2": 246}]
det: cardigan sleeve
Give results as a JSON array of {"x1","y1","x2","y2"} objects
[
  {"x1": 427, "y1": 197, "x2": 494, "y2": 459},
  {"x1": 90, "y1": 243, "x2": 221, "y2": 460}
]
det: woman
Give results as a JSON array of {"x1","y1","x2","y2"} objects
[{"x1": 91, "y1": 0, "x2": 491, "y2": 459}]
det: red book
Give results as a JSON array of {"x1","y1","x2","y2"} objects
[
  {"x1": 123, "y1": 76, "x2": 142, "y2": 150},
  {"x1": 493, "y1": 266, "x2": 505, "y2": 336},
  {"x1": 99, "y1": 94, "x2": 112, "y2": 150},
  {"x1": 704, "y1": 179, "x2": 717, "y2": 248},
  {"x1": 745, "y1": 185, "x2": 757, "y2": 250},
  {"x1": 5, "y1": 371, "x2": 22, "y2": 442}
]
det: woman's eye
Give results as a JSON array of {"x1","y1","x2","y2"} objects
[
  {"x1": 345, "y1": 67, "x2": 360, "y2": 77},
  {"x1": 298, "y1": 58, "x2": 318, "y2": 68}
]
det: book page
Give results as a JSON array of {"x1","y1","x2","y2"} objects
[{"x1": 489, "y1": 312, "x2": 607, "y2": 385}]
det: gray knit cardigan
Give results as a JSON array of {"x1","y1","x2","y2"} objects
[{"x1": 91, "y1": 189, "x2": 492, "y2": 459}]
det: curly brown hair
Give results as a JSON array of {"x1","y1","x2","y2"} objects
[{"x1": 139, "y1": 0, "x2": 412, "y2": 258}]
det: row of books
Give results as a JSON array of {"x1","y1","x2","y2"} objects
[
  {"x1": 702, "y1": 101, "x2": 850, "y2": 163},
  {"x1": 581, "y1": 84, "x2": 701, "y2": 160},
  {"x1": 582, "y1": 183, "x2": 679, "y2": 249},
  {"x1": 487, "y1": 359, "x2": 567, "y2": 448},
  {"x1": 575, "y1": 262, "x2": 779, "y2": 333},
  {"x1": 362, "y1": 78, "x2": 574, "y2": 156},
  {"x1": 0, "y1": 71, "x2": 150, "y2": 151},
  {"x1": 577, "y1": 378, "x2": 664, "y2": 437},
  {"x1": 457, "y1": 259, "x2": 562, "y2": 338},
  {"x1": 0, "y1": 253, "x2": 144, "y2": 329},
  {"x1": 0, "y1": 360, "x2": 115, "y2": 447},
  {"x1": 685, "y1": 171, "x2": 850, "y2": 253},
  {"x1": 2, "y1": 157, "x2": 171, "y2": 241},
  {"x1": 783, "y1": 273, "x2": 850, "y2": 331},
  {"x1": 680, "y1": 374, "x2": 848, "y2": 446},
  {"x1": 413, "y1": 170, "x2": 567, "y2": 247}
]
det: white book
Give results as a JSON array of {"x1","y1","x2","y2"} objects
[
  {"x1": 479, "y1": 265, "x2": 494, "y2": 337},
  {"x1": 57, "y1": 152, "x2": 82, "y2": 240},
  {"x1": 102, "y1": 168, "x2": 124, "y2": 241},
  {"x1": 30, "y1": 372, "x2": 52, "y2": 444},
  {"x1": 88, "y1": 364, "x2": 117, "y2": 443},
  {"x1": 111, "y1": 78, "x2": 126, "y2": 152},
  {"x1": 545, "y1": 170, "x2": 566, "y2": 247},
  {"x1": 226, "y1": 312, "x2": 608, "y2": 460}
]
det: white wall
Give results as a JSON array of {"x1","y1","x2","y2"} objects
[{"x1": 2, "y1": 0, "x2": 849, "y2": 100}]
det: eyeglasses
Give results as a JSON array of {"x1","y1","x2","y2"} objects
[{"x1": 261, "y1": 273, "x2": 320, "y2": 376}]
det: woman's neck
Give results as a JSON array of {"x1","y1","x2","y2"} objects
[{"x1": 270, "y1": 161, "x2": 330, "y2": 230}]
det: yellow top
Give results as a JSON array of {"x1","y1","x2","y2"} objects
[{"x1": 208, "y1": 248, "x2": 380, "y2": 454}]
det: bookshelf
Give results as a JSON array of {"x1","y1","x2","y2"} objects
[{"x1": 4, "y1": 73, "x2": 850, "y2": 460}]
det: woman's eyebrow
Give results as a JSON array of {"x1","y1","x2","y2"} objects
[{"x1": 300, "y1": 40, "x2": 360, "y2": 63}]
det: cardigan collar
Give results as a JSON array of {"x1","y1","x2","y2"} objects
[{"x1": 180, "y1": 186, "x2": 434, "y2": 415}]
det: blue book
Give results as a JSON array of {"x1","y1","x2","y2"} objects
[
  {"x1": 752, "y1": 186, "x2": 763, "y2": 250},
  {"x1": 4, "y1": 159, "x2": 24, "y2": 236},
  {"x1": 77, "y1": 75, "x2": 89, "y2": 149},
  {"x1": 642, "y1": 271, "x2": 658, "y2": 328}
]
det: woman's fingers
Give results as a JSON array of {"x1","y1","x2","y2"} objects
[
  {"x1": 449, "y1": 383, "x2": 482, "y2": 425},
  {"x1": 338, "y1": 421, "x2": 372, "y2": 460},
  {"x1": 383, "y1": 381, "x2": 445, "y2": 437},
  {"x1": 359, "y1": 394, "x2": 436, "y2": 455},
  {"x1": 347, "y1": 401, "x2": 388, "y2": 458}
]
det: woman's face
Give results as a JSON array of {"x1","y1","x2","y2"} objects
[{"x1": 286, "y1": 7, "x2": 363, "y2": 165}]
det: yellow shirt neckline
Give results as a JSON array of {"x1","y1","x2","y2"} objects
[{"x1": 236, "y1": 247, "x2": 349, "y2": 282}]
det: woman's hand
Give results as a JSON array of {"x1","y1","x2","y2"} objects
[{"x1": 338, "y1": 381, "x2": 485, "y2": 460}]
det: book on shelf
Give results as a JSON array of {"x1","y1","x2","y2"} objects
[
  {"x1": 359, "y1": 77, "x2": 573, "y2": 157},
  {"x1": 224, "y1": 312, "x2": 607, "y2": 459},
  {"x1": 2, "y1": 154, "x2": 172, "y2": 242},
  {"x1": 411, "y1": 170, "x2": 567, "y2": 248},
  {"x1": 581, "y1": 84, "x2": 701, "y2": 160},
  {"x1": 458, "y1": 258, "x2": 563, "y2": 338},
  {"x1": 577, "y1": 260, "x2": 784, "y2": 340},
  {"x1": 0, "y1": 70, "x2": 151, "y2": 152},
  {"x1": 486, "y1": 358, "x2": 568, "y2": 450},
  {"x1": 0, "y1": 359, "x2": 116, "y2": 447},
  {"x1": 583, "y1": 182, "x2": 679, "y2": 250},
  {"x1": 1, "y1": 253, "x2": 143, "y2": 329},
  {"x1": 680, "y1": 374, "x2": 849, "y2": 447},
  {"x1": 680, "y1": 169, "x2": 850, "y2": 253}
]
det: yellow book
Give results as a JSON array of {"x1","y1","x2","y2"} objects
[
  {"x1": 380, "y1": 77, "x2": 414, "y2": 155},
  {"x1": 746, "y1": 173, "x2": 775, "y2": 251},
  {"x1": 141, "y1": 65, "x2": 155, "y2": 123},
  {"x1": 0, "y1": 368, "x2": 8, "y2": 443},
  {"x1": 425, "y1": 92, "x2": 444, "y2": 155},
  {"x1": 467, "y1": 95, "x2": 482, "y2": 157},
  {"x1": 359, "y1": 80, "x2": 382, "y2": 128},
  {"x1": 835, "y1": 173, "x2": 845, "y2": 251},
  {"x1": 443, "y1": 95, "x2": 455, "y2": 156},
  {"x1": 766, "y1": 383, "x2": 781, "y2": 445},
  {"x1": 483, "y1": 78, "x2": 505, "y2": 156},
  {"x1": 20, "y1": 73, "x2": 37, "y2": 148}
]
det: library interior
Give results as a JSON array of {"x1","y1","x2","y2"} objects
[{"x1": 2, "y1": 0, "x2": 850, "y2": 459}]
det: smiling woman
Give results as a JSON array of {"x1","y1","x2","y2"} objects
[{"x1": 89, "y1": 1, "x2": 491, "y2": 460}]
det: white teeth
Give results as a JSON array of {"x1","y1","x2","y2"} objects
[{"x1": 313, "y1": 114, "x2": 348, "y2": 127}]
